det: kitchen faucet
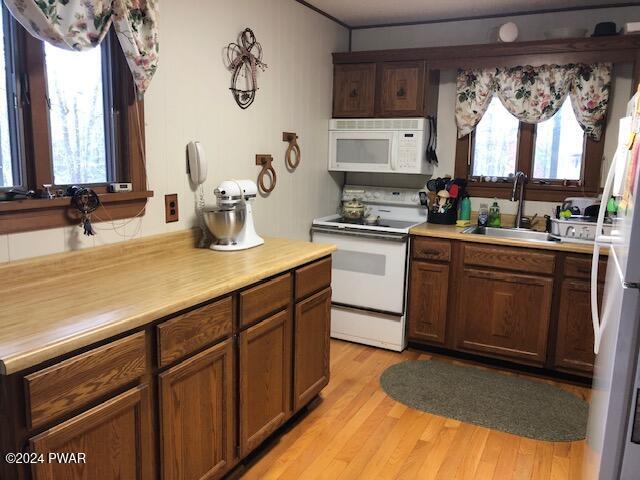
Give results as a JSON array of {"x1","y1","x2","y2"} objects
[{"x1": 511, "y1": 171, "x2": 528, "y2": 229}]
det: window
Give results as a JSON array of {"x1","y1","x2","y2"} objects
[
  {"x1": 0, "y1": 6, "x2": 21, "y2": 189},
  {"x1": 533, "y1": 97, "x2": 584, "y2": 180},
  {"x1": 456, "y1": 94, "x2": 603, "y2": 201},
  {"x1": 472, "y1": 97, "x2": 519, "y2": 178},
  {"x1": 45, "y1": 43, "x2": 113, "y2": 185},
  {"x1": 0, "y1": 5, "x2": 150, "y2": 235}
]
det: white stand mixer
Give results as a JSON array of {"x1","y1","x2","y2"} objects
[{"x1": 204, "y1": 179, "x2": 264, "y2": 251}]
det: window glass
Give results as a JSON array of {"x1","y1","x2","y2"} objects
[
  {"x1": 472, "y1": 97, "x2": 519, "y2": 178},
  {"x1": 0, "y1": 8, "x2": 18, "y2": 188},
  {"x1": 45, "y1": 43, "x2": 109, "y2": 185},
  {"x1": 533, "y1": 97, "x2": 584, "y2": 180}
]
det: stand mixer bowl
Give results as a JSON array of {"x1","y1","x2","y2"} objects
[{"x1": 204, "y1": 205, "x2": 246, "y2": 245}]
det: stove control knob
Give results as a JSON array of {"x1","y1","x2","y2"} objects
[{"x1": 373, "y1": 192, "x2": 381, "y2": 199}]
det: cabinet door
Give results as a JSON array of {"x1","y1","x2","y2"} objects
[
  {"x1": 30, "y1": 385, "x2": 153, "y2": 480},
  {"x1": 294, "y1": 288, "x2": 331, "y2": 410},
  {"x1": 159, "y1": 339, "x2": 234, "y2": 480},
  {"x1": 457, "y1": 268, "x2": 553, "y2": 365},
  {"x1": 333, "y1": 64, "x2": 376, "y2": 117},
  {"x1": 379, "y1": 61, "x2": 425, "y2": 117},
  {"x1": 239, "y1": 309, "x2": 292, "y2": 457},
  {"x1": 408, "y1": 261, "x2": 449, "y2": 345},
  {"x1": 555, "y1": 279, "x2": 600, "y2": 374}
]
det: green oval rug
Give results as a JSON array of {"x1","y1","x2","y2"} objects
[{"x1": 380, "y1": 360, "x2": 588, "y2": 441}]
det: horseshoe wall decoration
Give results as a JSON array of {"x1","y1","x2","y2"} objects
[
  {"x1": 255, "y1": 154, "x2": 277, "y2": 194},
  {"x1": 282, "y1": 132, "x2": 301, "y2": 170},
  {"x1": 226, "y1": 28, "x2": 267, "y2": 109}
]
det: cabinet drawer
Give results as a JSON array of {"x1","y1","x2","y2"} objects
[
  {"x1": 25, "y1": 332, "x2": 147, "y2": 429},
  {"x1": 240, "y1": 273, "x2": 291, "y2": 328},
  {"x1": 295, "y1": 257, "x2": 331, "y2": 301},
  {"x1": 463, "y1": 244, "x2": 555, "y2": 275},
  {"x1": 157, "y1": 296, "x2": 233, "y2": 367},
  {"x1": 412, "y1": 237, "x2": 451, "y2": 262},
  {"x1": 564, "y1": 255, "x2": 607, "y2": 282}
]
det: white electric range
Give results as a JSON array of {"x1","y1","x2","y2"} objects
[{"x1": 311, "y1": 186, "x2": 427, "y2": 351}]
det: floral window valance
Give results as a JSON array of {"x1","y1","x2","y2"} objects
[
  {"x1": 456, "y1": 63, "x2": 612, "y2": 141},
  {"x1": 3, "y1": 0, "x2": 159, "y2": 94}
]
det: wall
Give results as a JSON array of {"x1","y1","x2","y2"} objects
[
  {"x1": 0, "y1": 0, "x2": 348, "y2": 263},
  {"x1": 349, "y1": 5, "x2": 640, "y2": 219}
]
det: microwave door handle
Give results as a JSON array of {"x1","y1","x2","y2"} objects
[{"x1": 390, "y1": 135, "x2": 396, "y2": 171}]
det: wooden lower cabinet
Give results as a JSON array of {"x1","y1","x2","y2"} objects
[
  {"x1": 456, "y1": 268, "x2": 553, "y2": 365},
  {"x1": 159, "y1": 339, "x2": 234, "y2": 480},
  {"x1": 30, "y1": 385, "x2": 153, "y2": 480},
  {"x1": 408, "y1": 261, "x2": 449, "y2": 345},
  {"x1": 294, "y1": 288, "x2": 331, "y2": 410},
  {"x1": 239, "y1": 309, "x2": 292, "y2": 457},
  {"x1": 555, "y1": 279, "x2": 601, "y2": 374},
  {"x1": 4, "y1": 257, "x2": 333, "y2": 480}
]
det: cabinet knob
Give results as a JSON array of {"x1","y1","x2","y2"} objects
[
  {"x1": 396, "y1": 87, "x2": 406, "y2": 98},
  {"x1": 349, "y1": 88, "x2": 358, "y2": 98}
]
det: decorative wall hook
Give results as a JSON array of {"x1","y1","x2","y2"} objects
[
  {"x1": 255, "y1": 154, "x2": 276, "y2": 194},
  {"x1": 225, "y1": 28, "x2": 267, "y2": 109},
  {"x1": 282, "y1": 132, "x2": 301, "y2": 170}
]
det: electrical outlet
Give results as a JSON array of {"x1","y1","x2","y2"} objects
[{"x1": 165, "y1": 194, "x2": 179, "y2": 223}]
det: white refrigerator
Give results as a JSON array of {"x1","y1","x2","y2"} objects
[{"x1": 586, "y1": 92, "x2": 640, "y2": 479}]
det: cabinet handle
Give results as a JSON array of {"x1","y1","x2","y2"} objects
[
  {"x1": 396, "y1": 87, "x2": 406, "y2": 98},
  {"x1": 349, "y1": 89, "x2": 358, "y2": 98},
  {"x1": 577, "y1": 267, "x2": 591, "y2": 274},
  {"x1": 421, "y1": 248, "x2": 441, "y2": 256}
]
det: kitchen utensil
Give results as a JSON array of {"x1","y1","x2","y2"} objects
[
  {"x1": 550, "y1": 216, "x2": 613, "y2": 242},
  {"x1": 584, "y1": 204, "x2": 600, "y2": 218},
  {"x1": 426, "y1": 179, "x2": 438, "y2": 192},
  {"x1": 203, "y1": 205, "x2": 246, "y2": 245},
  {"x1": 205, "y1": 179, "x2": 264, "y2": 250},
  {"x1": 364, "y1": 214, "x2": 380, "y2": 225},
  {"x1": 425, "y1": 116, "x2": 438, "y2": 165},
  {"x1": 342, "y1": 198, "x2": 367, "y2": 220}
]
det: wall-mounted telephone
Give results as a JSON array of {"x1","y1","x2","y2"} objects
[{"x1": 187, "y1": 141, "x2": 207, "y2": 185}]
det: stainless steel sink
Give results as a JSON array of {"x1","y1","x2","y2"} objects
[{"x1": 461, "y1": 225, "x2": 559, "y2": 243}]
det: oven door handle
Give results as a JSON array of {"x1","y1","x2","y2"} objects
[{"x1": 311, "y1": 226, "x2": 408, "y2": 242}]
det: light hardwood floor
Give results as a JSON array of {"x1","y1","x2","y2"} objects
[{"x1": 241, "y1": 339, "x2": 590, "y2": 480}]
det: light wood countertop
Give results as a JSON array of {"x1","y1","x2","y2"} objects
[
  {"x1": 410, "y1": 222, "x2": 608, "y2": 255},
  {"x1": 0, "y1": 231, "x2": 335, "y2": 375}
]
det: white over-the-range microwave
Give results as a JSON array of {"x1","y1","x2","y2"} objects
[{"x1": 328, "y1": 117, "x2": 434, "y2": 174}]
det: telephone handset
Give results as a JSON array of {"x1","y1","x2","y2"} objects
[{"x1": 187, "y1": 141, "x2": 207, "y2": 185}]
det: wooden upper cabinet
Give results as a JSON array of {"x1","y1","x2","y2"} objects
[
  {"x1": 294, "y1": 288, "x2": 331, "y2": 410},
  {"x1": 555, "y1": 279, "x2": 600, "y2": 374},
  {"x1": 239, "y1": 309, "x2": 292, "y2": 457},
  {"x1": 333, "y1": 63, "x2": 376, "y2": 117},
  {"x1": 30, "y1": 385, "x2": 153, "y2": 480},
  {"x1": 408, "y1": 261, "x2": 449, "y2": 345},
  {"x1": 379, "y1": 61, "x2": 425, "y2": 116},
  {"x1": 456, "y1": 268, "x2": 553, "y2": 365},
  {"x1": 159, "y1": 339, "x2": 235, "y2": 480}
]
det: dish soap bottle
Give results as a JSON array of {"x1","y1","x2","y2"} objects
[
  {"x1": 456, "y1": 195, "x2": 471, "y2": 227},
  {"x1": 488, "y1": 200, "x2": 501, "y2": 227}
]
